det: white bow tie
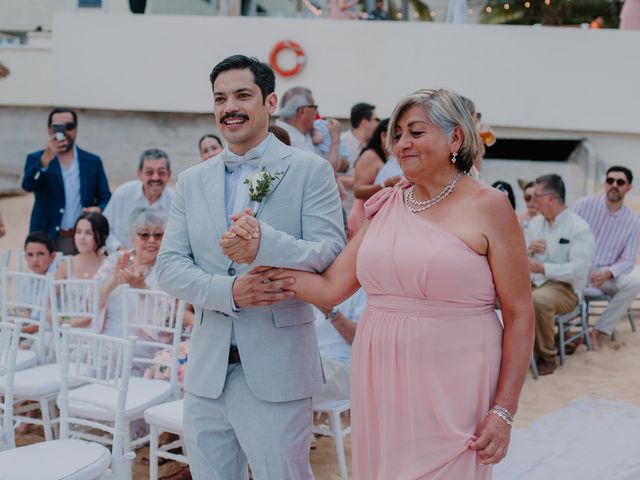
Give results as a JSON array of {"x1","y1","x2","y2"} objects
[{"x1": 221, "y1": 148, "x2": 261, "y2": 172}]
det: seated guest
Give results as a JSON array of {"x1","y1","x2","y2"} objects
[
  {"x1": 23, "y1": 231, "x2": 57, "y2": 276},
  {"x1": 573, "y1": 166, "x2": 640, "y2": 350},
  {"x1": 492, "y1": 180, "x2": 516, "y2": 210},
  {"x1": 103, "y1": 149, "x2": 173, "y2": 253},
  {"x1": 20, "y1": 232, "x2": 57, "y2": 335},
  {"x1": 517, "y1": 180, "x2": 538, "y2": 229},
  {"x1": 96, "y1": 207, "x2": 166, "y2": 340},
  {"x1": 313, "y1": 288, "x2": 367, "y2": 403},
  {"x1": 526, "y1": 174, "x2": 595, "y2": 375},
  {"x1": 55, "y1": 212, "x2": 108, "y2": 280},
  {"x1": 348, "y1": 119, "x2": 401, "y2": 237},
  {"x1": 199, "y1": 134, "x2": 224, "y2": 161}
]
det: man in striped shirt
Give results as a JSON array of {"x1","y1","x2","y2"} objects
[{"x1": 574, "y1": 166, "x2": 640, "y2": 350}]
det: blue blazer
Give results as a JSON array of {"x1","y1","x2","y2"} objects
[{"x1": 22, "y1": 147, "x2": 111, "y2": 240}]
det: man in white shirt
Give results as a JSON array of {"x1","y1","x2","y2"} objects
[
  {"x1": 103, "y1": 148, "x2": 173, "y2": 252},
  {"x1": 341, "y1": 102, "x2": 379, "y2": 175},
  {"x1": 313, "y1": 288, "x2": 366, "y2": 403},
  {"x1": 525, "y1": 174, "x2": 595, "y2": 375},
  {"x1": 275, "y1": 86, "x2": 345, "y2": 173}
]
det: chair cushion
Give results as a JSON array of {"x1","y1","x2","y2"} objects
[
  {"x1": 15, "y1": 349, "x2": 38, "y2": 372},
  {"x1": 0, "y1": 364, "x2": 62, "y2": 398},
  {"x1": 0, "y1": 438, "x2": 110, "y2": 480},
  {"x1": 144, "y1": 398, "x2": 184, "y2": 434},
  {"x1": 63, "y1": 377, "x2": 173, "y2": 422}
]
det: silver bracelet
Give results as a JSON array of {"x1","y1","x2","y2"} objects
[{"x1": 488, "y1": 405, "x2": 513, "y2": 427}]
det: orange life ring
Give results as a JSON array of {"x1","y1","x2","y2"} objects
[{"x1": 270, "y1": 41, "x2": 306, "y2": 77}]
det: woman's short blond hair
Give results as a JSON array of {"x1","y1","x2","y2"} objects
[{"x1": 387, "y1": 89, "x2": 479, "y2": 173}]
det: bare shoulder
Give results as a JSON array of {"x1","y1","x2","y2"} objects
[{"x1": 466, "y1": 180, "x2": 518, "y2": 230}]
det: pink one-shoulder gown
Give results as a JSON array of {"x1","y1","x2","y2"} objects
[{"x1": 351, "y1": 184, "x2": 503, "y2": 479}]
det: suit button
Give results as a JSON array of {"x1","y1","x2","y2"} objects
[
  {"x1": 59, "y1": 208, "x2": 64, "y2": 214},
  {"x1": 55, "y1": 226, "x2": 60, "y2": 231},
  {"x1": 228, "y1": 267, "x2": 236, "y2": 276}
]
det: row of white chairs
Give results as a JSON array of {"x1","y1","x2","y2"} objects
[
  {"x1": 0, "y1": 266, "x2": 352, "y2": 479},
  {"x1": 0, "y1": 267, "x2": 186, "y2": 479}
]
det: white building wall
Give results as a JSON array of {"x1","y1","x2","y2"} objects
[{"x1": 1, "y1": 13, "x2": 640, "y2": 186}]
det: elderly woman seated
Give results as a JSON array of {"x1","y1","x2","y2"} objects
[{"x1": 96, "y1": 207, "x2": 194, "y2": 375}]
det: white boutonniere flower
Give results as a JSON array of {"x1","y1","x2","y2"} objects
[{"x1": 244, "y1": 167, "x2": 283, "y2": 214}]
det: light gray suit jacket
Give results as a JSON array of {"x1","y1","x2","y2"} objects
[{"x1": 156, "y1": 138, "x2": 346, "y2": 403}]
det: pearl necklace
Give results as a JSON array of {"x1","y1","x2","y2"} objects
[{"x1": 406, "y1": 172, "x2": 463, "y2": 213}]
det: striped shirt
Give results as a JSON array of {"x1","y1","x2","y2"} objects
[{"x1": 573, "y1": 195, "x2": 640, "y2": 277}]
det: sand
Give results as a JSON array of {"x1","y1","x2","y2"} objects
[{"x1": 3, "y1": 190, "x2": 640, "y2": 479}]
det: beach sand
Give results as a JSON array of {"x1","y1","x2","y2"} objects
[{"x1": 3, "y1": 190, "x2": 640, "y2": 479}]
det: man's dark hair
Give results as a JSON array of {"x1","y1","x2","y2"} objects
[
  {"x1": 535, "y1": 173, "x2": 566, "y2": 204},
  {"x1": 24, "y1": 231, "x2": 54, "y2": 253},
  {"x1": 350, "y1": 103, "x2": 376, "y2": 129},
  {"x1": 47, "y1": 108, "x2": 78, "y2": 127},
  {"x1": 209, "y1": 55, "x2": 275, "y2": 102},
  {"x1": 607, "y1": 165, "x2": 633, "y2": 184}
]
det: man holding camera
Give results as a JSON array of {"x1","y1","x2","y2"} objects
[{"x1": 22, "y1": 108, "x2": 111, "y2": 254}]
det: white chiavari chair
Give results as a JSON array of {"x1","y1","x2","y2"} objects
[
  {"x1": 0, "y1": 250, "x2": 10, "y2": 269},
  {"x1": 64, "y1": 287, "x2": 184, "y2": 459},
  {"x1": 0, "y1": 321, "x2": 22, "y2": 452},
  {"x1": 0, "y1": 326, "x2": 136, "y2": 480},
  {"x1": 0, "y1": 268, "x2": 51, "y2": 369},
  {"x1": 0, "y1": 278, "x2": 101, "y2": 441}
]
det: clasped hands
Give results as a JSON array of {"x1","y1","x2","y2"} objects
[
  {"x1": 110, "y1": 251, "x2": 146, "y2": 289},
  {"x1": 220, "y1": 208, "x2": 295, "y2": 308}
]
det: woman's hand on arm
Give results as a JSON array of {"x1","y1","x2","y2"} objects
[{"x1": 268, "y1": 221, "x2": 368, "y2": 307}]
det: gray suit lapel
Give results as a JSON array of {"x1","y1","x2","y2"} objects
[
  {"x1": 254, "y1": 140, "x2": 293, "y2": 218},
  {"x1": 201, "y1": 157, "x2": 228, "y2": 236}
]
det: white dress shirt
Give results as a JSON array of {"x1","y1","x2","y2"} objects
[
  {"x1": 103, "y1": 180, "x2": 174, "y2": 253},
  {"x1": 313, "y1": 288, "x2": 367, "y2": 364},
  {"x1": 275, "y1": 119, "x2": 317, "y2": 154},
  {"x1": 59, "y1": 147, "x2": 83, "y2": 230},
  {"x1": 340, "y1": 129, "x2": 364, "y2": 174},
  {"x1": 525, "y1": 208, "x2": 596, "y2": 293}
]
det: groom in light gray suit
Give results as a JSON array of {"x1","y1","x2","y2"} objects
[{"x1": 156, "y1": 55, "x2": 346, "y2": 479}]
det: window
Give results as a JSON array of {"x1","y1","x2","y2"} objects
[{"x1": 78, "y1": 0, "x2": 102, "y2": 7}]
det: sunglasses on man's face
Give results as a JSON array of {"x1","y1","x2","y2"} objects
[
  {"x1": 52, "y1": 122, "x2": 76, "y2": 132},
  {"x1": 606, "y1": 177, "x2": 627, "y2": 187},
  {"x1": 524, "y1": 194, "x2": 533, "y2": 202}
]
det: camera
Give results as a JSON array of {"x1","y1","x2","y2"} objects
[{"x1": 52, "y1": 124, "x2": 66, "y2": 142}]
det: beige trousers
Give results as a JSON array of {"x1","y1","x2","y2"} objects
[{"x1": 532, "y1": 280, "x2": 578, "y2": 362}]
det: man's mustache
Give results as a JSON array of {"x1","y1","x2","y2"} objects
[{"x1": 220, "y1": 113, "x2": 250, "y2": 123}]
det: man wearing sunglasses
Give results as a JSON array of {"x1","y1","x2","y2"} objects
[
  {"x1": 22, "y1": 108, "x2": 111, "y2": 254},
  {"x1": 574, "y1": 166, "x2": 640, "y2": 350}
]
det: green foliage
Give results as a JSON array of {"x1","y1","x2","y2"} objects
[
  {"x1": 244, "y1": 168, "x2": 284, "y2": 203},
  {"x1": 480, "y1": 0, "x2": 623, "y2": 27}
]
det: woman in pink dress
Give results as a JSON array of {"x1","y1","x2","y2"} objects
[{"x1": 264, "y1": 89, "x2": 534, "y2": 478}]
